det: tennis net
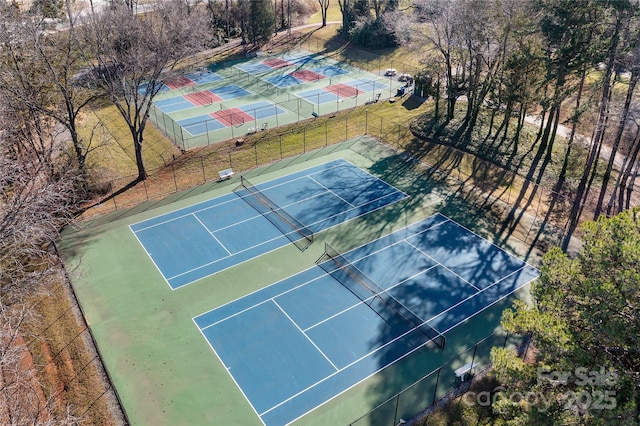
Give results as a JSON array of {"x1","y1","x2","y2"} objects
[
  {"x1": 234, "y1": 176, "x2": 313, "y2": 251},
  {"x1": 316, "y1": 242, "x2": 446, "y2": 349}
]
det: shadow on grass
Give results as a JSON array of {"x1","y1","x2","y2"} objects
[{"x1": 402, "y1": 95, "x2": 428, "y2": 111}]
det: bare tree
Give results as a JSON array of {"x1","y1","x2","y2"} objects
[
  {"x1": 414, "y1": 0, "x2": 464, "y2": 122},
  {"x1": 81, "y1": 0, "x2": 208, "y2": 181},
  {"x1": 0, "y1": 97, "x2": 78, "y2": 423},
  {"x1": 0, "y1": 2, "x2": 97, "y2": 189}
]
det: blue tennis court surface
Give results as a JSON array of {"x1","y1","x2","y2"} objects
[
  {"x1": 347, "y1": 78, "x2": 388, "y2": 91},
  {"x1": 240, "y1": 101, "x2": 286, "y2": 119},
  {"x1": 266, "y1": 74, "x2": 303, "y2": 88},
  {"x1": 282, "y1": 53, "x2": 316, "y2": 65},
  {"x1": 194, "y1": 213, "x2": 539, "y2": 426},
  {"x1": 312, "y1": 65, "x2": 349, "y2": 77},
  {"x1": 156, "y1": 96, "x2": 196, "y2": 113},
  {"x1": 236, "y1": 62, "x2": 272, "y2": 74},
  {"x1": 297, "y1": 88, "x2": 339, "y2": 104},
  {"x1": 211, "y1": 84, "x2": 251, "y2": 100},
  {"x1": 131, "y1": 159, "x2": 406, "y2": 289},
  {"x1": 177, "y1": 115, "x2": 225, "y2": 135},
  {"x1": 186, "y1": 71, "x2": 222, "y2": 84}
]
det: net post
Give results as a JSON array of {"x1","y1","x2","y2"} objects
[{"x1": 234, "y1": 175, "x2": 313, "y2": 251}]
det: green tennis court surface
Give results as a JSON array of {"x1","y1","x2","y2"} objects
[{"x1": 59, "y1": 137, "x2": 538, "y2": 425}]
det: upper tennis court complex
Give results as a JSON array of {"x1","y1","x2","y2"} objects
[{"x1": 149, "y1": 50, "x2": 404, "y2": 149}]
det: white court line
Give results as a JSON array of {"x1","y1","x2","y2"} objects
[
  {"x1": 272, "y1": 299, "x2": 339, "y2": 372},
  {"x1": 258, "y1": 294, "x2": 445, "y2": 418},
  {"x1": 167, "y1": 186, "x2": 407, "y2": 288},
  {"x1": 130, "y1": 160, "x2": 348, "y2": 232},
  {"x1": 404, "y1": 240, "x2": 481, "y2": 292},
  {"x1": 192, "y1": 213, "x2": 231, "y2": 256},
  {"x1": 128, "y1": 224, "x2": 173, "y2": 290},
  {"x1": 166, "y1": 232, "x2": 285, "y2": 281},
  {"x1": 306, "y1": 175, "x2": 355, "y2": 208},
  {"x1": 438, "y1": 214, "x2": 539, "y2": 270},
  {"x1": 331, "y1": 158, "x2": 410, "y2": 198},
  {"x1": 192, "y1": 318, "x2": 266, "y2": 426},
  {"x1": 427, "y1": 265, "x2": 536, "y2": 336},
  {"x1": 195, "y1": 214, "x2": 449, "y2": 321},
  {"x1": 302, "y1": 264, "x2": 438, "y2": 333},
  {"x1": 199, "y1": 273, "x2": 328, "y2": 331}
]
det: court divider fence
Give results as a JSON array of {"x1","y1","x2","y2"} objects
[{"x1": 348, "y1": 330, "x2": 530, "y2": 426}]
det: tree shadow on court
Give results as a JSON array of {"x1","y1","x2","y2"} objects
[{"x1": 332, "y1": 137, "x2": 543, "y2": 422}]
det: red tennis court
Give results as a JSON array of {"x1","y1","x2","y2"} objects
[
  {"x1": 291, "y1": 69, "x2": 325, "y2": 82},
  {"x1": 163, "y1": 75, "x2": 196, "y2": 89},
  {"x1": 263, "y1": 58, "x2": 293, "y2": 69},
  {"x1": 184, "y1": 91, "x2": 222, "y2": 106},
  {"x1": 325, "y1": 83, "x2": 363, "y2": 98},
  {"x1": 210, "y1": 108, "x2": 254, "y2": 126}
]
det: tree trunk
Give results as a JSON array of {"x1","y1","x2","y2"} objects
[
  {"x1": 445, "y1": 56, "x2": 455, "y2": 121},
  {"x1": 611, "y1": 125, "x2": 640, "y2": 214},
  {"x1": 555, "y1": 68, "x2": 587, "y2": 193},
  {"x1": 321, "y1": 0, "x2": 328, "y2": 27},
  {"x1": 563, "y1": 11, "x2": 622, "y2": 248},
  {"x1": 595, "y1": 70, "x2": 638, "y2": 215},
  {"x1": 134, "y1": 136, "x2": 146, "y2": 181}
]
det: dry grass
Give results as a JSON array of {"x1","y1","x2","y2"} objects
[{"x1": 24, "y1": 277, "x2": 123, "y2": 424}]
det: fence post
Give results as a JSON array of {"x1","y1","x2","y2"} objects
[
  {"x1": 325, "y1": 122, "x2": 328, "y2": 147},
  {"x1": 470, "y1": 343, "x2": 478, "y2": 380},
  {"x1": 171, "y1": 163, "x2": 178, "y2": 192},
  {"x1": 201, "y1": 157, "x2": 206, "y2": 183},
  {"x1": 365, "y1": 110, "x2": 368, "y2": 134},
  {"x1": 432, "y1": 367, "x2": 441, "y2": 405},
  {"x1": 392, "y1": 393, "x2": 401, "y2": 426},
  {"x1": 345, "y1": 116, "x2": 348, "y2": 141},
  {"x1": 143, "y1": 179, "x2": 149, "y2": 201},
  {"x1": 254, "y1": 143, "x2": 258, "y2": 167}
]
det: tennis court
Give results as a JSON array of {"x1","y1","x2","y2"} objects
[
  {"x1": 131, "y1": 159, "x2": 406, "y2": 289},
  {"x1": 149, "y1": 49, "x2": 405, "y2": 149},
  {"x1": 60, "y1": 137, "x2": 544, "y2": 425},
  {"x1": 194, "y1": 213, "x2": 539, "y2": 426}
]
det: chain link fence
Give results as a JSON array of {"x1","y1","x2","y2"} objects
[
  {"x1": 81, "y1": 106, "x2": 593, "y2": 252},
  {"x1": 348, "y1": 330, "x2": 530, "y2": 426}
]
